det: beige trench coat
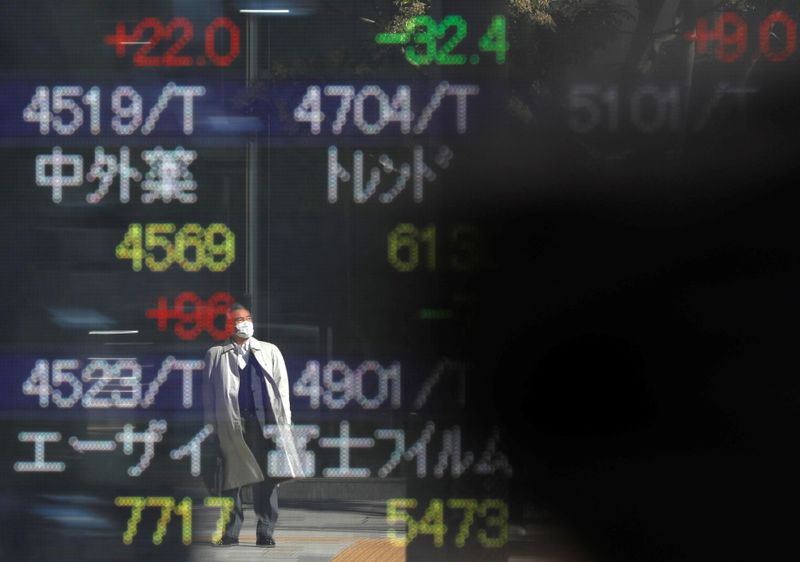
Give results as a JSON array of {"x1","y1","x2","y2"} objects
[{"x1": 202, "y1": 337, "x2": 303, "y2": 490}]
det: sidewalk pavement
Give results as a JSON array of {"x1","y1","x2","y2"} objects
[{"x1": 188, "y1": 499, "x2": 405, "y2": 562}]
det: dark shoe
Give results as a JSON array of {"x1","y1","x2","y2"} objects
[
  {"x1": 213, "y1": 535, "x2": 239, "y2": 546},
  {"x1": 257, "y1": 536, "x2": 276, "y2": 547}
]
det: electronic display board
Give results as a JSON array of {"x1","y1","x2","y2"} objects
[{"x1": 0, "y1": 1, "x2": 795, "y2": 561}]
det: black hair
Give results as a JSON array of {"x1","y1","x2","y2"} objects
[{"x1": 229, "y1": 302, "x2": 249, "y2": 313}]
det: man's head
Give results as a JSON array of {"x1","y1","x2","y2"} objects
[{"x1": 229, "y1": 303, "x2": 253, "y2": 342}]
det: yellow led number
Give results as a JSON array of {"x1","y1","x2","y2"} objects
[
  {"x1": 387, "y1": 498, "x2": 508, "y2": 548},
  {"x1": 115, "y1": 223, "x2": 235, "y2": 272},
  {"x1": 388, "y1": 224, "x2": 436, "y2": 272},
  {"x1": 115, "y1": 497, "x2": 192, "y2": 546},
  {"x1": 115, "y1": 496, "x2": 233, "y2": 545}
]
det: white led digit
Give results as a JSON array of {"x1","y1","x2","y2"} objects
[
  {"x1": 323, "y1": 85, "x2": 355, "y2": 134},
  {"x1": 22, "y1": 360, "x2": 51, "y2": 407},
  {"x1": 293, "y1": 360, "x2": 322, "y2": 409},
  {"x1": 51, "y1": 86, "x2": 84, "y2": 135},
  {"x1": 51, "y1": 359, "x2": 82, "y2": 408},
  {"x1": 81, "y1": 359, "x2": 113, "y2": 408},
  {"x1": 353, "y1": 85, "x2": 391, "y2": 135},
  {"x1": 389, "y1": 85, "x2": 413, "y2": 133},
  {"x1": 384, "y1": 361, "x2": 402, "y2": 408},
  {"x1": 294, "y1": 85, "x2": 324, "y2": 134},
  {"x1": 353, "y1": 360, "x2": 387, "y2": 408},
  {"x1": 352, "y1": 360, "x2": 400, "y2": 409},
  {"x1": 82, "y1": 86, "x2": 101, "y2": 135},
  {"x1": 630, "y1": 84, "x2": 680, "y2": 133},
  {"x1": 322, "y1": 360, "x2": 354, "y2": 409},
  {"x1": 568, "y1": 84, "x2": 602, "y2": 133},
  {"x1": 22, "y1": 86, "x2": 51, "y2": 134},
  {"x1": 112, "y1": 86, "x2": 143, "y2": 135},
  {"x1": 111, "y1": 359, "x2": 142, "y2": 408}
]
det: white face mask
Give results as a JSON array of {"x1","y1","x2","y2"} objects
[{"x1": 234, "y1": 320, "x2": 254, "y2": 339}]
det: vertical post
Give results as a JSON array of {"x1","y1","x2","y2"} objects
[{"x1": 245, "y1": 14, "x2": 260, "y2": 320}]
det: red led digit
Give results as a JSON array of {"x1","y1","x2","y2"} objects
[
  {"x1": 690, "y1": 12, "x2": 747, "y2": 63},
  {"x1": 205, "y1": 292, "x2": 234, "y2": 340},
  {"x1": 163, "y1": 18, "x2": 195, "y2": 67},
  {"x1": 174, "y1": 292, "x2": 204, "y2": 341},
  {"x1": 759, "y1": 11, "x2": 797, "y2": 62},
  {"x1": 205, "y1": 17, "x2": 240, "y2": 66},
  {"x1": 132, "y1": 18, "x2": 166, "y2": 67}
]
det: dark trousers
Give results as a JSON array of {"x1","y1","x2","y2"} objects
[{"x1": 223, "y1": 412, "x2": 279, "y2": 540}]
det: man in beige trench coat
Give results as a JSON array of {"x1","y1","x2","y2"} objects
[{"x1": 202, "y1": 303, "x2": 303, "y2": 547}]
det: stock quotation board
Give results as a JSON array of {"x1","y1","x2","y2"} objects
[{"x1": 1, "y1": 1, "x2": 796, "y2": 561}]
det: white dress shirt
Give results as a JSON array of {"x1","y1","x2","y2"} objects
[{"x1": 233, "y1": 339, "x2": 251, "y2": 370}]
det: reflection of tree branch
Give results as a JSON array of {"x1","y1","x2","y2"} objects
[
  {"x1": 315, "y1": 0, "x2": 434, "y2": 80},
  {"x1": 649, "y1": 1, "x2": 732, "y2": 37},
  {"x1": 622, "y1": 0, "x2": 665, "y2": 81}
]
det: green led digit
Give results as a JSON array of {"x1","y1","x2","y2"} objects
[
  {"x1": 479, "y1": 15, "x2": 509, "y2": 64},
  {"x1": 405, "y1": 15, "x2": 438, "y2": 65},
  {"x1": 435, "y1": 15, "x2": 468, "y2": 65}
]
